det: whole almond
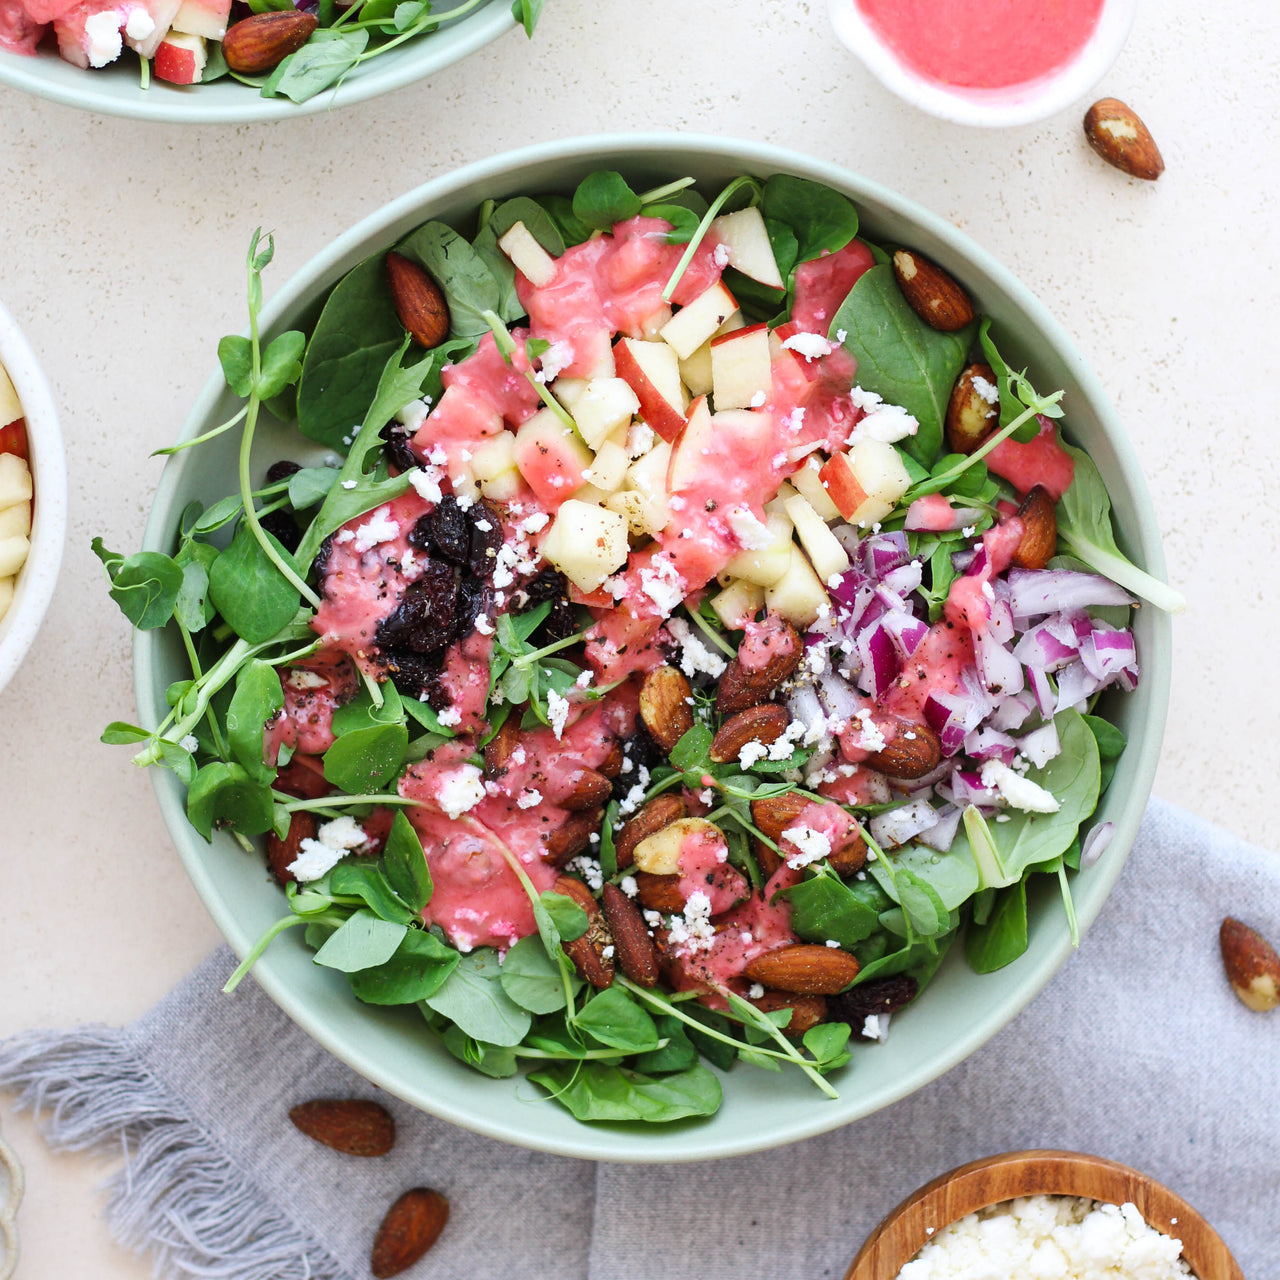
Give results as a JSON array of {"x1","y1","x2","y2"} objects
[
  {"x1": 555, "y1": 767, "x2": 613, "y2": 812},
  {"x1": 828, "y1": 831, "x2": 868, "y2": 877},
  {"x1": 1084, "y1": 98, "x2": 1164, "y2": 180},
  {"x1": 385, "y1": 252, "x2": 451, "y2": 350},
  {"x1": 265, "y1": 810, "x2": 316, "y2": 887},
  {"x1": 222, "y1": 10, "x2": 318, "y2": 74},
  {"x1": 1219, "y1": 917, "x2": 1280, "y2": 1013},
  {"x1": 751, "y1": 792, "x2": 809, "y2": 843},
  {"x1": 483, "y1": 715, "x2": 522, "y2": 779},
  {"x1": 709, "y1": 702, "x2": 790, "y2": 764},
  {"x1": 1011, "y1": 485, "x2": 1058, "y2": 570},
  {"x1": 639, "y1": 664, "x2": 694, "y2": 753},
  {"x1": 716, "y1": 620, "x2": 802, "y2": 716},
  {"x1": 614, "y1": 793, "x2": 687, "y2": 869},
  {"x1": 371, "y1": 1188, "x2": 449, "y2": 1278},
  {"x1": 945, "y1": 362, "x2": 999, "y2": 455},
  {"x1": 748, "y1": 989, "x2": 829, "y2": 1037},
  {"x1": 865, "y1": 720, "x2": 941, "y2": 780},
  {"x1": 600, "y1": 882, "x2": 660, "y2": 987},
  {"x1": 545, "y1": 807, "x2": 603, "y2": 866},
  {"x1": 597, "y1": 737, "x2": 625, "y2": 778},
  {"x1": 289, "y1": 1098, "x2": 395, "y2": 1157},
  {"x1": 753, "y1": 834, "x2": 783, "y2": 879},
  {"x1": 892, "y1": 250, "x2": 975, "y2": 332},
  {"x1": 554, "y1": 873, "x2": 615, "y2": 988},
  {"x1": 634, "y1": 871, "x2": 686, "y2": 915},
  {"x1": 743, "y1": 943, "x2": 861, "y2": 995}
]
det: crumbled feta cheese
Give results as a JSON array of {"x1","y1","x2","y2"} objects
[
  {"x1": 517, "y1": 789, "x2": 542, "y2": 809},
  {"x1": 340, "y1": 479, "x2": 358, "y2": 490},
  {"x1": 980, "y1": 759, "x2": 1060, "y2": 813},
  {"x1": 712, "y1": 242, "x2": 731, "y2": 268},
  {"x1": 851, "y1": 709, "x2": 886, "y2": 753},
  {"x1": 437, "y1": 764, "x2": 486, "y2": 819},
  {"x1": 179, "y1": 734, "x2": 199, "y2": 753},
  {"x1": 539, "y1": 340, "x2": 574, "y2": 382},
  {"x1": 567, "y1": 855, "x2": 604, "y2": 892},
  {"x1": 396, "y1": 397, "x2": 433, "y2": 433},
  {"x1": 784, "y1": 407, "x2": 806, "y2": 433},
  {"x1": 782, "y1": 331, "x2": 836, "y2": 360},
  {"x1": 738, "y1": 740, "x2": 769, "y2": 769},
  {"x1": 723, "y1": 504, "x2": 772, "y2": 551},
  {"x1": 782, "y1": 824, "x2": 832, "y2": 869},
  {"x1": 665, "y1": 616, "x2": 728, "y2": 679},
  {"x1": 668, "y1": 890, "x2": 716, "y2": 951},
  {"x1": 353, "y1": 506, "x2": 398, "y2": 552},
  {"x1": 625, "y1": 422, "x2": 655, "y2": 458},
  {"x1": 436, "y1": 706, "x2": 463, "y2": 728},
  {"x1": 971, "y1": 374, "x2": 1000, "y2": 405},
  {"x1": 288, "y1": 815, "x2": 368, "y2": 882},
  {"x1": 962, "y1": 524, "x2": 977, "y2": 538},
  {"x1": 620, "y1": 875, "x2": 639, "y2": 898},
  {"x1": 849, "y1": 401, "x2": 919, "y2": 444},
  {"x1": 835, "y1": 328, "x2": 847, "y2": 344},
  {"x1": 748, "y1": 983, "x2": 765, "y2": 999},
  {"x1": 546, "y1": 689, "x2": 571, "y2": 740},
  {"x1": 749, "y1": 390, "x2": 767, "y2": 408},
  {"x1": 124, "y1": 8, "x2": 154, "y2": 39},
  {"x1": 335, "y1": 528, "x2": 355, "y2": 544},
  {"x1": 643, "y1": 909, "x2": 662, "y2": 928},
  {"x1": 84, "y1": 9, "x2": 124, "y2": 66},
  {"x1": 574, "y1": 669, "x2": 593, "y2": 689},
  {"x1": 638, "y1": 552, "x2": 684, "y2": 618},
  {"x1": 519, "y1": 511, "x2": 550, "y2": 535},
  {"x1": 474, "y1": 614, "x2": 494, "y2": 636}
]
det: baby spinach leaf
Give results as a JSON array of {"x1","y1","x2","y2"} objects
[
  {"x1": 632, "y1": 1015, "x2": 699, "y2": 1074},
  {"x1": 287, "y1": 466, "x2": 341, "y2": 509},
  {"x1": 207, "y1": 523, "x2": 300, "y2": 644},
  {"x1": 225, "y1": 659, "x2": 284, "y2": 786},
  {"x1": 670, "y1": 723, "x2": 714, "y2": 773},
  {"x1": 260, "y1": 28, "x2": 368, "y2": 104},
  {"x1": 510, "y1": 0, "x2": 543, "y2": 36},
  {"x1": 422, "y1": 949, "x2": 532, "y2": 1046},
  {"x1": 322, "y1": 722, "x2": 408, "y2": 793},
  {"x1": 1081, "y1": 714, "x2": 1126, "y2": 761},
  {"x1": 396, "y1": 221, "x2": 502, "y2": 338},
  {"x1": 92, "y1": 540, "x2": 183, "y2": 630},
  {"x1": 762, "y1": 174, "x2": 858, "y2": 263},
  {"x1": 681, "y1": 1006, "x2": 738, "y2": 1071},
  {"x1": 538, "y1": 195, "x2": 592, "y2": 247},
  {"x1": 889, "y1": 842, "x2": 980, "y2": 911},
  {"x1": 439, "y1": 1025, "x2": 519, "y2": 1078},
  {"x1": 829, "y1": 264, "x2": 974, "y2": 465},
  {"x1": 642, "y1": 203, "x2": 700, "y2": 243},
  {"x1": 381, "y1": 811, "x2": 433, "y2": 912},
  {"x1": 529, "y1": 1062, "x2": 722, "y2": 1123},
  {"x1": 186, "y1": 762, "x2": 275, "y2": 839},
  {"x1": 499, "y1": 934, "x2": 578, "y2": 1014},
  {"x1": 538, "y1": 890, "x2": 589, "y2": 942},
  {"x1": 329, "y1": 862, "x2": 415, "y2": 924},
  {"x1": 349, "y1": 928, "x2": 457, "y2": 1003},
  {"x1": 1055, "y1": 443, "x2": 1185, "y2": 612},
  {"x1": 470, "y1": 223, "x2": 522, "y2": 324},
  {"x1": 964, "y1": 877, "x2": 1029, "y2": 973},
  {"x1": 313, "y1": 909, "x2": 407, "y2": 972},
  {"x1": 572, "y1": 171, "x2": 642, "y2": 232},
  {"x1": 573, "y1": 987, "x2": 661, "y2": 1053},
  {"x1": 781, "y1": 873, "x2": 882, "y2": 949},
  {"x1": 487, "y1": 196, "x2": 565, "y2": 256}
]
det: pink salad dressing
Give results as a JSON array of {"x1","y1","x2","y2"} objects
[
  {"x1": 264, "y1": 651, "x2": 359, "y2": 762},
  {"x1": 944, "y1": 517, "x2": 1024, "y2": 633},
  {"x1": 855, "y1": 0, "x2": 1106, "y2": 91},
  {"x1": 676, "y1": 824, "x2": 749, "y2": 915},
  {"x1": 0, "y1": 0, "x2": 44, "y2": 52},
  {"x1": 790, "y1": 239, "x2": 875, "y2": 334},
  {"x1": 986, "y1": 416, "x2": 1076, "y2": 500}
]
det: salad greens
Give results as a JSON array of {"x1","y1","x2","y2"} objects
[{"x1": 98, "y1": 167, "x2": 1179, "y2": 1127}]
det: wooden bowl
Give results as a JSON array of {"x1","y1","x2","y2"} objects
[{"x1": 846, "y1": 1150, "x2": 1243, "y2": 1280}]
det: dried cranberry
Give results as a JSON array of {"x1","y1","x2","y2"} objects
[
  {"x1": 265, "y1": 460, "x2": 302, "y2": 484},
  {"x1": 467, "y1": 500, "x2": 504, "y2": 578},
  {"x1": 425, "y1": 495, "x2": 470, "y2": 565},
  {"x1": 375, "y1": 561, "x2": 458, "y2": 653},
  {"x1": 258, "y1": 509, "x2": 301, "y2": 554},
  {"x1": 379, "y1": 421, "x2": 419, "y2": 474},
  {"x1": 311, "y1": 533, "x2": 334, "y2": 579},
  {"x1": 455, "y1": 575, "x2": 490, "y2": 638},
  {"x1": 828, "y1": 975, "x2": 919, "y2": 1038},
  {"x1": 519, "y1": 567, "x2": 568, "y2": 605},
  {"x1": 380, "y1": 648, "x2": 444, "y2": 701},
  {"x1": 610, "y1": 727, "x2": 666, "y2": 801},
  {"x1": 542, "y1": 597, "x2": 578, "y2": 642}
]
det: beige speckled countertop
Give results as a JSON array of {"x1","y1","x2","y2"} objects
[{"x1": 2, "y1": 1, "x2": 1278, "y2": 1274}]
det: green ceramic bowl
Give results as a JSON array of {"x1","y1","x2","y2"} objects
[
  {"x1": 136, "y1": 135, "x2": 1172, "y2": 1162},
  {"x1": 0, "y1": 0, "x2": 513, "y2": 123}
]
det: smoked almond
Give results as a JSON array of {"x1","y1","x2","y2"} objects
[
  {"x1": 483, "y1": 715, "x2": 521, "y2": 778},
  {"x1": 865, "y1": 720, "x2": 941, "y2": 780},
  {"x1": 716, "y1": 620, "x2": 802, "y2": 715},
  {"x1": 892, "y1": 250, "x2": 975, "y2": 332},
  {"x1": 639, "y1": 664, "x2": 694, "y2": 753},
  {"x1": 545, "y1": 807, "x2": 603, "y2": 865},
  {"x1": 1083, "y1": 98, "x2": 1164, "y2": 180},
  {"x1": 614, "y1": 793, "x2": 687, "y2": 869},
  {"x1": 1219, "y1": 917, "x2": 1280, "y2": 1013},
  {"x1": 288, "y1": 1098, "x2": 395, "y2": 1157},
  {"x1": 748, "y1": 989, "x2": 829, "y2": 1037},
  {"x1": 555, "y1": 767, "x2": 613, "y2": 811},
  {"x1": 554, "y1": 874, "x2": 615, "y2": 988},
  {"x1": 634, "y1": 871, "x2": 686, "y2": 914},
  {"x1": 751, "y1": 792, "x2": 809, "y2": 844},
  {"x1": 743, "y1": 943, "x2": 860, "y2": 995},
  {"x1": 265, "y1": 811, "x2": 316, "y2": 887},
  {"x1": 371, "y1": 1188, "x2": 449, "y2": 1278},
  {"x1": 709, "y1": 702, "x2": 790, "y2": 764},
  {"x1": 222, "y1": 10, "x2": 317, "y2": 74},
  {"x1": 945, "y1": 362, "x2": 999, "y2": 455},
  {"x1": 1011, "y1": 485, "x2": 1058, "y2": 570},
  {"x1": 601, "y1": 882, "x2": 660, "y2": 986},
  {"x1": 386, "y1": 251, "x2": 451, "y2": 350}
]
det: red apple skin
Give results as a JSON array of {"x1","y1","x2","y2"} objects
[
  {"x1": 0, "y1": 421, "x2": 27, "y2": 460},
  {"x1": 613, "y1": 338, "x2": 685, "y2": 443},
  {"x1": 818, "y1": 453, "x2": 870, "y2": 521},
  {"x1": 709, "y1": 321, "x2": 769, "y2": 349},
  {"x1": 154, "y1": 42, "x2": 200, "y2": 84},
  {"x1": 666, "y1": 396, "x2": 713, "y2": 492}
]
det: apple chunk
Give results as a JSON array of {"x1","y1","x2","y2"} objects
[
  {"x1": 572, "y1": 377, "x2": 640, "y2": 450},
  {"x1": 723, "y1": 509, "x2": 793, "y2": 587},
  {"x1": 711, "y1": 577, "x2": 765, "y2": 629},
  {"x1": 659, "y1": 281, "x2": 739, "y2": 360},
  {"x1": 790, "y1": 453, "x2": 842, "y2": 521},
  {"x1": 541, "y1": 500, "x2": 629, "y2": 593},
  {"x1": 0, "y1": 454, "x2": 33, "y2": 511},
  {"x1": 513, "y1": 408, "x2": 592, "y2": 507},
  {"x1": 710, "y1": 323, "x2": 771, "y2": 411},
  {"x1": 783, "y1": 494, "x2": 851, "y2": 582},
  {"x1": 614, "y1": 337, "x2": 686, "y2": 442},
  {"x1": 709, "y1": 206, "x2": 784, "y2": 289},
  {"x1": 679, "y1": 313, "x2": 743, "y2": 398},
  {"x1": 820, "y1": 441, "x2": 911, "y2": 527},
  {"x1": 154, "y1": 30, "x2": 206, "y2": 83},
  {"x1": 0, "y1": 365, "x2": 20, "y2": 427},
  {"x1": 764, "y1": 544, "x2": 830, "y2": 628},
  {"x1": 497, "y1": 221, "x2": 558, "y2": 288}
]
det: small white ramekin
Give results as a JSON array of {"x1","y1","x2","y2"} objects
[
  {"x1": 0, "y1": 300, "x2": 65, "y2": 697},
  {"x1": 828, "y1": 0, "x2": 1136, "y2": 127}
]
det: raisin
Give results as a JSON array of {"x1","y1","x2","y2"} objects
[
  {"x1": 259, "y1": 508, "x2": 301, "y2": 554},
  {"x1": 467, "y1": 499, "x2": 504, "y2": 578},
  {"x1": 380, "y1": 647, "x2": 443, "y2": 700},
  {"x1": 265, "y1": 460, "x2": 302, "y2": 484},
  {"x1": 828, "y1": 975, "x2": 919, "y2": 1038},
  {"x1": 541, "y1": 597, "x2": 578, "y2": 642},
  {"x1": 455, "y1": 575, "x2": 490, "y2": 639},
  {"x1": 375, "y1": 561, "x2": 458, "y2": 653},
  {"x1": 379, "y1": 420, "x2": 419, "y2": 474},
  {"x1": 311, "y1": 533, "x2": 334, "y2": 579},
  {"x1": 609, "y1": 727, "x2": 666, "y2": 802},
  {"x1": 426, "y1": 495, "x2": 470, "y2": 564}
]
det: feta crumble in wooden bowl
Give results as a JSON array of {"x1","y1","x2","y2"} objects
[{"x1": 847, "y1": 1150, "x2": 1243, "y2": 1280}]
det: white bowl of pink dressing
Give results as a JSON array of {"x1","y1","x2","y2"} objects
[{"x1": 828, "y1": 0, "x2": 1137, "y2": 127}]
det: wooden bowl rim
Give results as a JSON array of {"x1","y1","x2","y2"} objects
[{"x1": 845, "y1": 1149, "x2": 1243, "y2": 1280}]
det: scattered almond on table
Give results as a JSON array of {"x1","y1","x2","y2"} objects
[
  {"x1": 1219, "y1": 918, "x2": 1280, "y2": 1012},
  {"x1": 1083, "y1": 98, "x2": 1165, "y2": 180},
  {"x1": 371, "y1": 1188, "x2": 450, "y2": 1278},
  {"x1": 288, "y1": 1098, "x2": 397, "y2": 1157}
]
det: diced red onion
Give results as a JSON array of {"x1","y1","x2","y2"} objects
[
  {"x1": 1018, "y1": 721, "x2": 1061, "y2": 767},
  {"x1": 975, "y1": 630, "x2": 1025, "y2": 697},
  {"x1": 860, "y1": 531, "x2": 910, "y2": 579},
  {"x1": 903, "y1": 501, "x2": 985, "y2": 532},
  {"x1": 816, "y1": 670, "x2": 863, "y2": 723},
  {"x1": 951, "y1": 548, "x2": 977, "y2": 574},
  {"x1": 916, "y1": 803, "x2": 962, "y2": 852},
  {"x1": 882, "y1": 562, "x2": 923, "y2": 598},
  {"x1": 1054, "y1": 660, "x2": 1101, "y2": 713},
  {"x1": 856, "y1": 623, "x2": 902, "y2": 698},
  {"x1": 832, "y1": 524, "x2": 862, "y2": 557},
  {"x1": 869, "y1": 798, "x2": 941, "y2": 850},
  {"x1": 1007, "y1": 569, "x2": 1135, "y2": 620},
  {"x1": 882, "y1": 611, "x2": 929, "y2": 657},
  {"x1": 828, "y1": 566, "x2": 870, "y2": 606},
  {"x1": 1013, "y1": 622, "x2": 1079, "y2": 672},
  {"x1": 1080, "y1": 821, "x2": 1116, "y2": 868},
  {"x1": 988, "y1": 596, "x2": 1015, "y2": 644},
  {"x1": 964, "y1": 726, "x2": 1018, "y2": 763},
  {"x1": 1080, "y1": 625, "x2": 1137, "y2": 681},
  {"x1": 942, "y1": 770, "x2": 1000, "y2": 808},
  {"x1": 1028, "y1": 666, "x2": 1056, "y2": 719},
  {"x1": 989, "y1": 690, "x2": 1035, "y2": 731},
  {"x1": 924, "y1": 675, "x2": 993, "y2": 757},
  {"x1": 786, "y1": 682, "x2": 825, "y2": 731}
]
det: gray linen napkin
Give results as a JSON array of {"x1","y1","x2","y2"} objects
[{"x1": 2, "y1": 796, "x2": 1276, "y2": 1280}]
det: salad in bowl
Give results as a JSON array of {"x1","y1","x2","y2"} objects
[{"x1": 101, "y1": 142, "x2": 1178, "y2": 1142}]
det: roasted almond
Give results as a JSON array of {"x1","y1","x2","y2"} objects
[
  {"x1": 614, "y1": 793, "x2": 687, "y2": 869},
  {"x1": 289, "y1": 1098, "x2": 395, "y2": 1157},
  {"x1": 639, "y1": 664, "x2": 694, "y2": 753},
  {"x1": 752, "y1": 835, "x2": 783, "y2": 879},
  {"x1": 554, "y1": 874, "x2": 615, "y2": 988},
  {"x1": 634, "y1": 871, "x2": 687, "y2": 915},
  {"x1": 892, "y1": 249, "x2": 975, "y2": 332},
  {"x1": 632, "y1": 816, "x2": 721, "y2": 876},
  {"x1": 483, "y1": 715, "x2": 522, "y2": 779},
  {"x1": 1220, "y1": 917, "x2": 1280, "y2": 1013},
  {"x1": 865, "y1": 720, "x2": 941, "y2": 780},
  {"x1": 222, "y1": 10, "x2": 317, "y2": 74},
  {"x1": 751, "y1": 792, "x2": 809, "y2": 844},
  {"x1": 945, "y1": 362, "x2": 999, "y2": 455},
  {"x1": 597, "y1": 737, "x2": 625, "y2": 778},
  {"x1": 716, "y1": 619, "x2": 802, "y2": 715},
  {"x1": 828, "y1": 828, "x2": 869, "y2": 877},
  {"x1": 1084, "y1": 98, "x2": 1164, "y2": 180},
  {"x1": 371, "y1": 1188, "x2": 449, "y2": 1278},
  {"x1": 748, "y1": 989, "x2": 829, "y2": 1038},
  {"x1": 601, "y1": 882, "x2": 660, "y2": 987},
  {"x1": 743, "y1": 943, "x2": 861, "y2": 995},
  {"x1": 555, "y1": 767, "x2": 613, "y2": 811},
  {"x1": 1011, "y1": 485, "x2": 1058, "y2": 570},
  {"x1": 265, "y1": 811, "x2": 316, "y2": 887},
  {"x1": 545, "y1": 807, "x2": 603, "y2": 866},
  {"x1": 709, "y1": 702, "x2": 790, "y2": 764},
  {"x1": 385, "y1": 251, "x2": 451, "y2": 350}
]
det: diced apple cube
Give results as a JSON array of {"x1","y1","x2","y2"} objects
[
  {"x1": 764, "y1": 544, "x2": 830, "y2": 628},
  {"x1": 711, "y1": 578, "x2": 765, "y2": 630},
  {"x1": 552, "y1": 377, "x2": 589, "y2": 413},
  {"x1": 0, "y1": 535, "x2": 30, "y2": 578},
  {"x1": 614, "y1": 337, "x2": 686, "y2": 443},
  {"x1": 723, "y1": 509, "x2": 794, "y2": 586},
  {"x1": 822, "y1": 440, "x2": 912, "y2": 526},
  {"x1": 0, "y1": 576, "x2": 13, "y2": 623},
  {"x1": 171, "y1": 0, "x2": 229, "y2": 38},
  {"x1": 710, "y1": 323, "x2": 772, "y2": 411},
  {"x1": 659, "y1": 281, "x2": 739, "y2": 360},
  {"x1": 497, "y1": 221, "x2": 558, "y2": 288},
  {"x1": 573, "y1": 378, "x2": 640, "y2": 450},
  {"x1": 154, "y1": 29, "x2": 206, "y2": 83},
  {"x1": 665, "y1": 396, "x2": 714, "y2": 494},
  {"x1": 0, "y1": 454, "x2": 32, "y2": 511},
  {"x1": 639, "y1": 305, "x2": 673, "y2": 340},
  {"x1": 709, "y1": 206, "x2": 784, "y2": 289},
  {"x1": 765, "y1": 480, "x2": 800, "y2": 517},
  {"x1": 512, "y1": 408, "x2": 592, "y2": 507},
  {"x1": 541, "y1": 500, "x2": 629, "y2": 593},
  {"x1": 783, "y1": 494, "x2": 851, "y2": 582},
  {"x1": 583, "y1": 439, "x2": 630, "y2": 494},
  {"x1": 0, "y1": 502, "x2": 31, "y2": 540},
  {"x1": 450, "y1": 466, "x2": 480, "y2": 503},
  {"x1": 678, "y1": 313, "x2": 743, "y2": 398},
  {"x1": 471, "y1": 433, "x2": 523, "y2": 501},
  {"x1": 611, "y1": 441, "x2": 671, "y2": 536},
  {"x1": 789, "y1": 453, "x2": 842, "y2": 522},
  {"x1": 127, "y1": 0, "x2": 182, "y2": 56}
]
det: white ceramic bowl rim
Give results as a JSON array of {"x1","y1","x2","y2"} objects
[
  {"x1": 0, "y1": 0, "x2": 514, "y2": 123},
  {"x1": 827, "y1": 0, "x2": 1137, "y2": 127},
  {"x1": 137, "y1": 133, "x2": 1171, "y2": 1162},
  {"x1": 0, "y1": 299, "x2": 65, "y2": 698}
]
